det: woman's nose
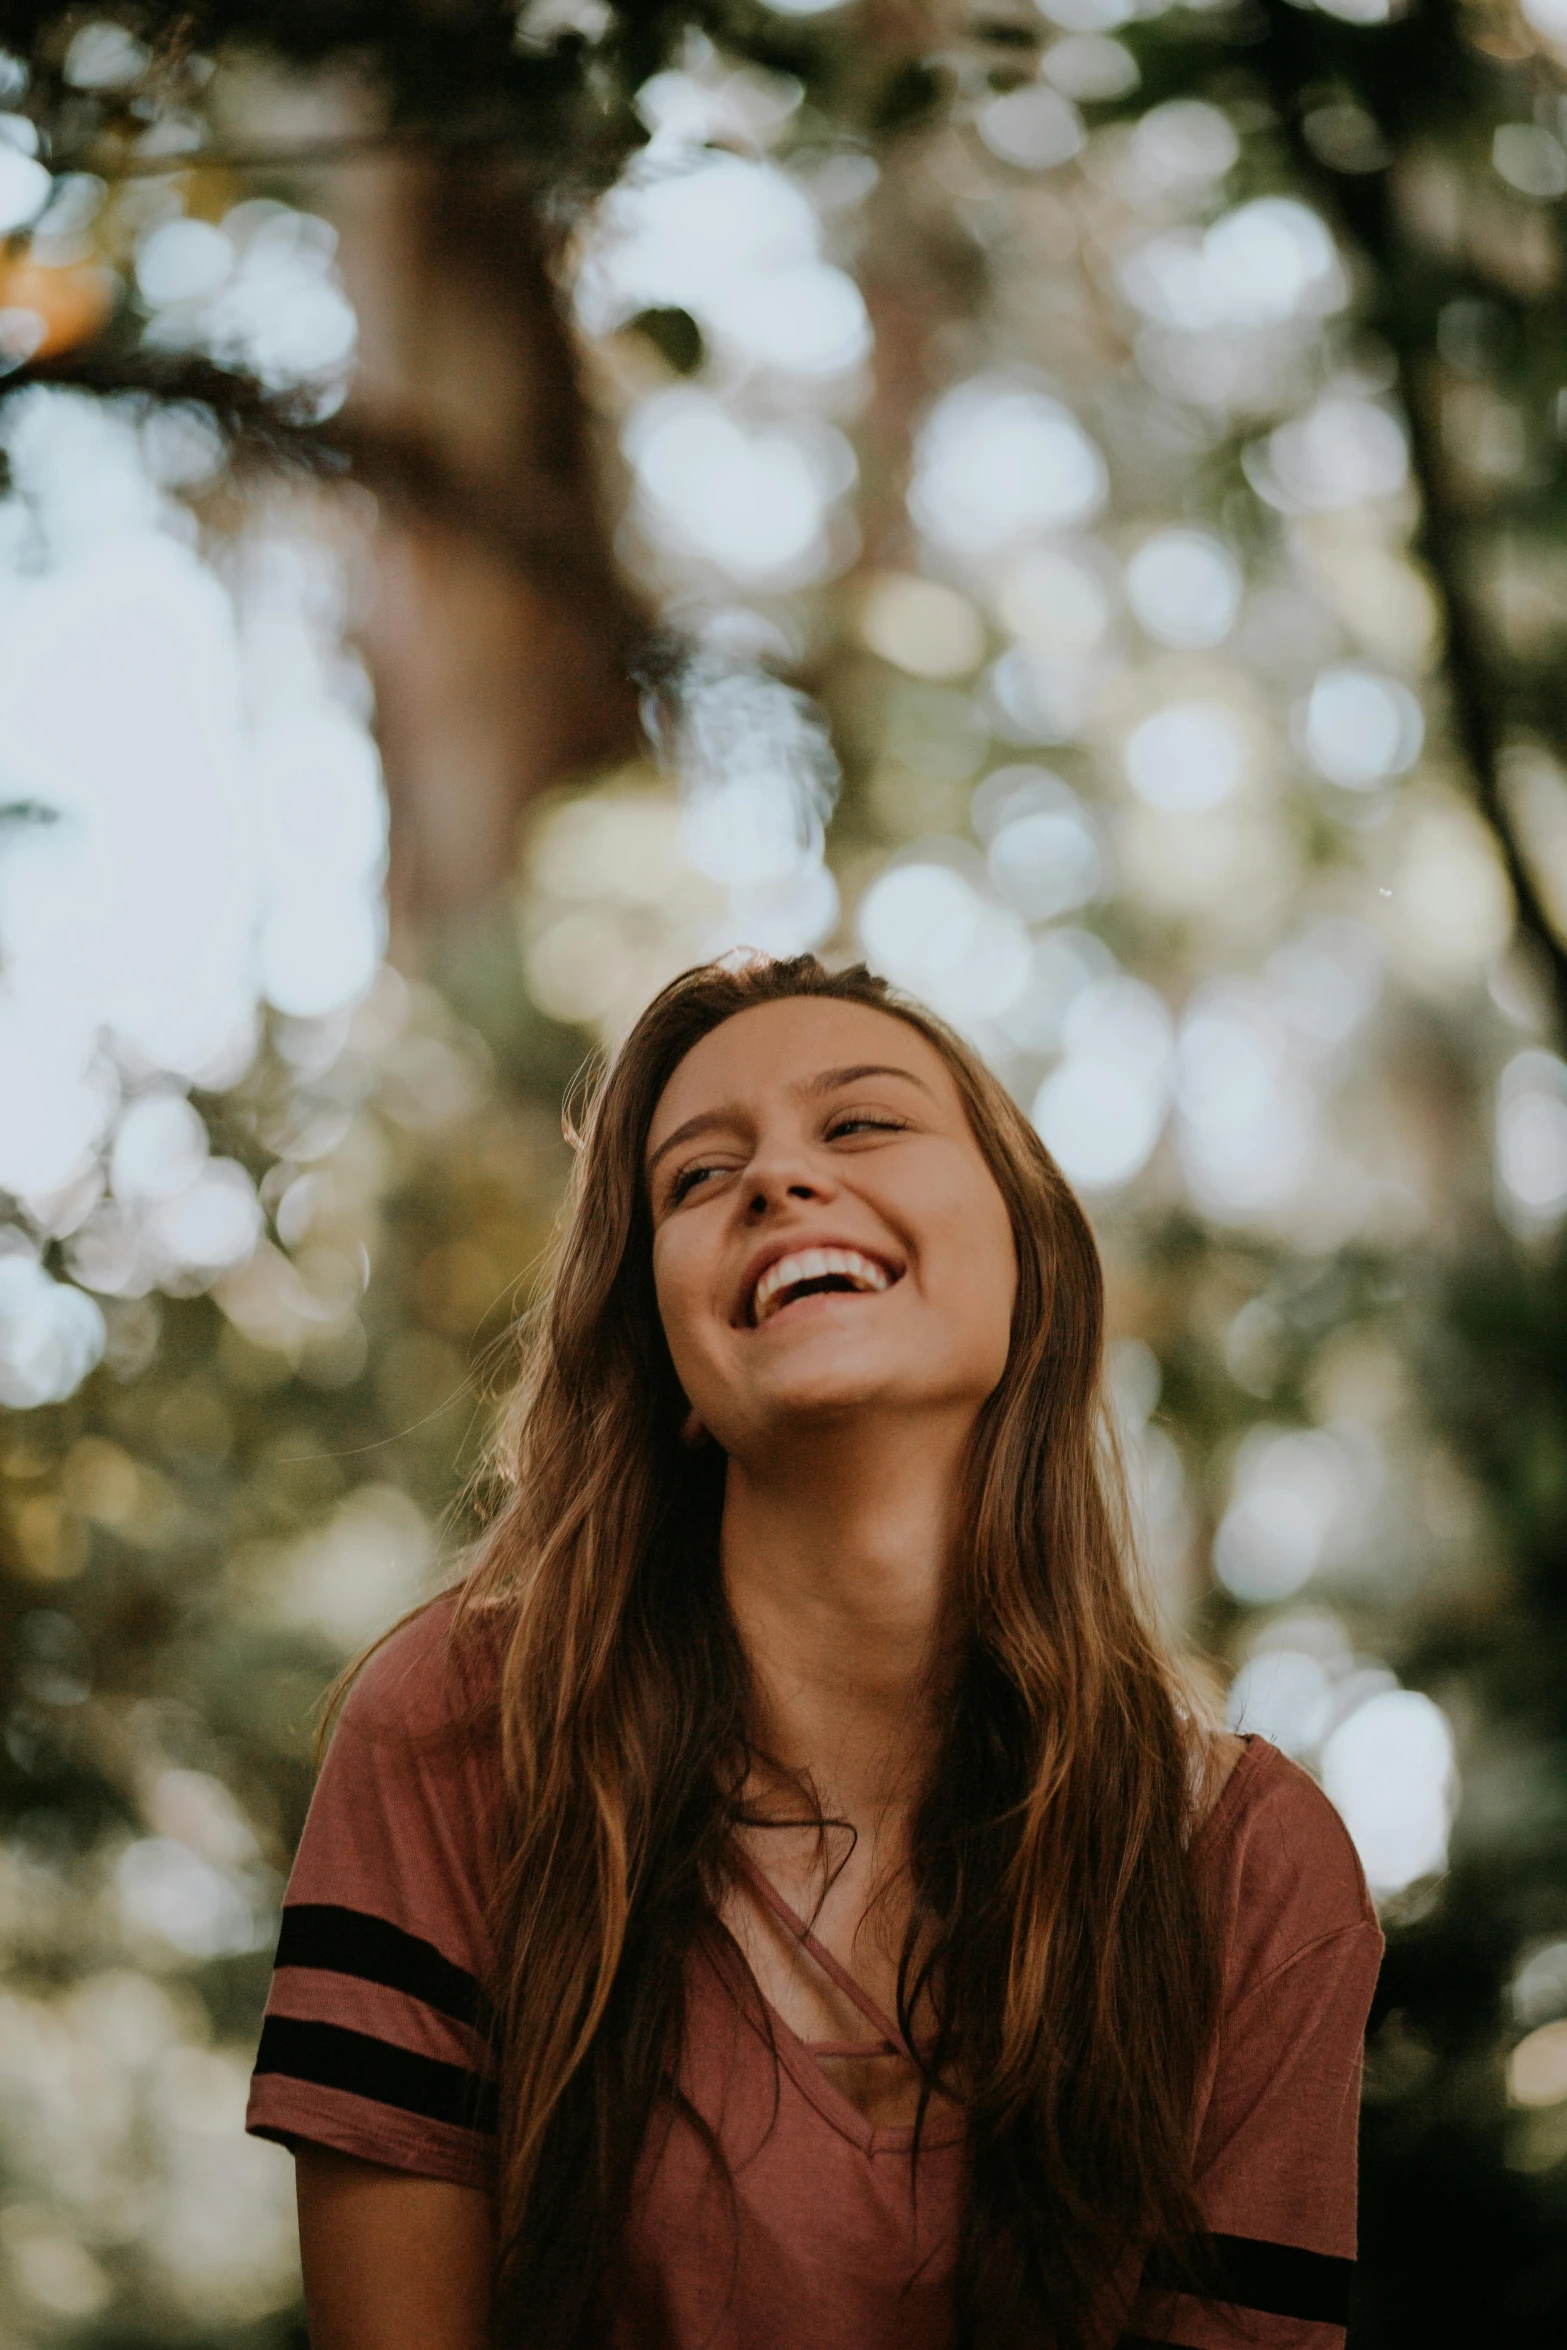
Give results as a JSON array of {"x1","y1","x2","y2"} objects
[
  {"x1": 743, "y1": 1146, "x2": 832, "y2": 1218},
  {"x1": 746, "y1": 1179, "x2": 818, "y2": 1215}
]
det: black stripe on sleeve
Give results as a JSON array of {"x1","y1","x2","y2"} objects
[
  {"x1": 273, "y1": 1904, "x2": 492, "y2": 2035},
  {"x1": 1145, "y1": 2233, "x2": 1352, "y2": 2325},
  {"x1": 254, "y1": 2015, "x2": 497, "y2": 2135}
]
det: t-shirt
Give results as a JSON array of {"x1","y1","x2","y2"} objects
[{"x1": 247, "y1": 1599, "x2": 1383, "y2": 2349}]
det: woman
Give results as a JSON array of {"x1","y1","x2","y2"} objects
[{"x1": 247, "y1": 953, "x2": 1382, "y2": 2350}]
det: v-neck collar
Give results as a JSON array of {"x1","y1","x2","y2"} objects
[
  {"x1": 703, "y1": 1913, "x2": 966, "y2": 2157},
  {"x1": 703, "y1": 1742, "x2": 1270, "y2": 2157}
]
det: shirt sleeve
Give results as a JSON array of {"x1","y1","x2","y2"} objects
[
  {"x1": 245, "y1": 1598, "x2": 501, "y2": 2190},
  {"x1": 1124, "y1": 1743, "x2": 1385, "y2": 2350}
]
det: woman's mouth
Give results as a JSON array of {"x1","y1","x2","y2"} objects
[{"x1": 748, "y1": 1246, "x2": 896, "y2": 1327}]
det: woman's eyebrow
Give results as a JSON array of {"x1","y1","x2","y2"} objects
[
  {"x1": 646, "y1": 1106, "x2": 744, "y2": 1177},
  {"x1": 802, "y1": 1062, "x2": 936, "y2": 1100}
]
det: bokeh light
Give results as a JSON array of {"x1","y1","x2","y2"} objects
[
  {"x1": 1321, "y1": 1690, "x2": 1456, "y2": 1896},
  {"x1": 0, "y1": 1248, "x2": 105, "y2": 1408},
  {"x1": 1510, "y1": 2021, "x2": 1567, "y2": 2108},
  {"x1": 859, "y1": 861, "x2": 1030, "y2": 1029},
  {"x1": 1214, "y1": 1424, "x2": 1373, "y2": 1603},
  {"x1": 1126, "y1": 531, "x2": 1242, "y2": 650},
  {"x1": 1122, "y1": 196, "x2": 1344, "y2": 334},
  {"x1": 625, "y1": 392, "x2": 848, "y2": 583},
  {"x1": 909, "y1": 379, "x2": 1107, "y2": 553},
  {"x1": 1496, "y1": 1051, "x2": 1567, "y2": 1226},
  {"x1": 1033, "y1": 977, "x2": 1174, "y2": 1190},
  {"x1": 1124, "y1": 701, "x2": 1247, "y2": 815},
  {"x1": 1302, "y1": 665, "x2": 1424, "y2": 790},
  {"x1": 859, "y1": 574, "x2": 986, "y2": 680},
  {"x1": 0, "y1": 370, "x2": 386, "y2": 1409},
  {"x1": 1177, "y1": 983, "x2": 1316, "y2": 1219},
  {"x1": 976, "y1": 85, "x2": 1085, "y2": 173}
]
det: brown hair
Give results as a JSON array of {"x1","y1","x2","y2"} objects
[{"x1": 452, "y1": 953, "x2": 1219, "y2": 2346}]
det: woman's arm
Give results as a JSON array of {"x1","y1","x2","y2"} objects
[{"x1": 295, "y1": 2147, "x2": 494, "y2": 2350}]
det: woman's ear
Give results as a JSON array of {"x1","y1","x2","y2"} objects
[{"x1": 678, "y1": 1406, "x2": 706, "y2": 1448}]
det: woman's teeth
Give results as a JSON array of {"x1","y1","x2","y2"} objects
[{"x1": 751, "y1": 1247, "x2": 891, "y2": 1325}]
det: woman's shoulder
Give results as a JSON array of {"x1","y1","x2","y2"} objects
[
  {"x1": 332, "y1": 1585, "x2": 505, "y2": 1750},
  {"x1": 1195, "y1": 1734, "x2": 1380, "y2": 1991}
]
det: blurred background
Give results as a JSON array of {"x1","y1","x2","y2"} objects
[{"x1": 0, "y1": 0, "x2": 1565, "y2": 2339}]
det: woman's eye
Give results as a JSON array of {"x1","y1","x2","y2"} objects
[
  {"x1": 827, "y1": 1115, "x2": 905, "y2": 1141},
  {"x1": 670, "y1": 1162, "x2": 722, "y2": 1204}
]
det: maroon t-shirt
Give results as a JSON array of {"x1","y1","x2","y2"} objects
[{"x1": 247, "y1": 1600, "x2": 1383, "y2": 2348}]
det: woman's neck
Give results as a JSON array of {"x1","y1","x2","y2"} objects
[{"x1": 720, "y1": 1413, "x2": 966, "y2": 1831}]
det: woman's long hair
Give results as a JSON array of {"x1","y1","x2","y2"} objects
[{"x1": 451, "y1": 953, "x2": 1220, "y2": 2346}]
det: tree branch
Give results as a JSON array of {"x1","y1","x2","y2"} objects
[
  {"x1": 0, "y1": 347, "x2": 637, "y2": 627},
  {"x1": 1255, "y1": 0, "x2": 1567, "y2": 1037},
  {"x1": 56, "y1": 116, "x2": 542, "y2": 182}
]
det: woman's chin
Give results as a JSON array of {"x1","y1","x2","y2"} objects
[{"x1": 724, "y1": 1352, "x2": 923, "y2": 1437}]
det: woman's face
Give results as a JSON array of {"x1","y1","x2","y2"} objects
[{"x1": 645, "y1": 996, "x2": 1017, "y2": 1460}]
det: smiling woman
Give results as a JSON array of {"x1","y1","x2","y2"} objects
[{"x1": 245, "y1": 954, "x2": 1381, "y2": 2350}]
